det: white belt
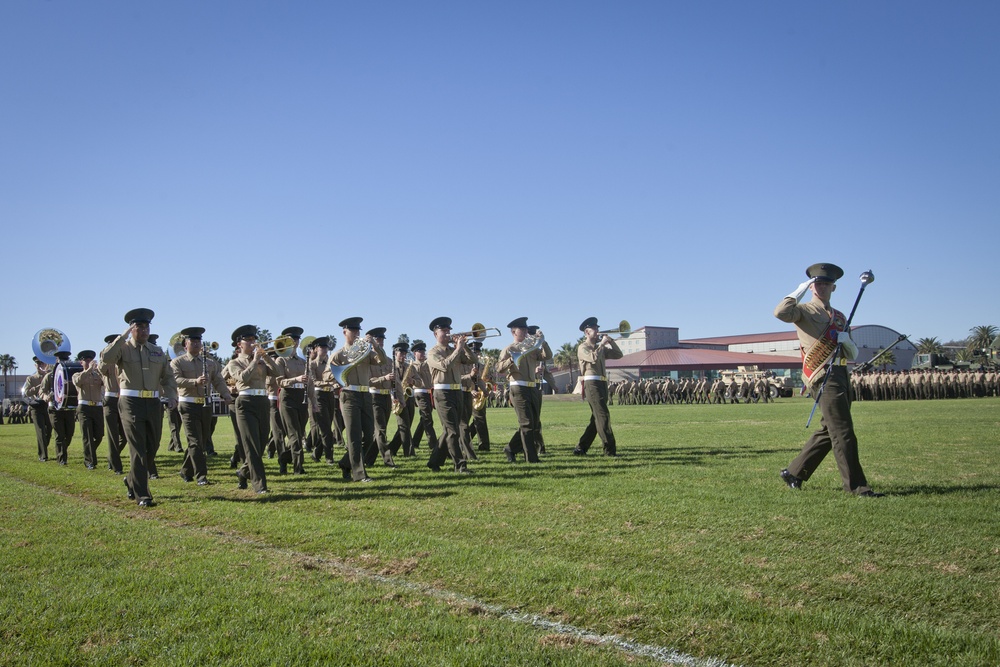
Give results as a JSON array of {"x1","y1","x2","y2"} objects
[
  {"x1": 104, "y1": 391, "x2": 119, "y2": 398},
  {"x1": 369, "y1": 388, "x2": 390, "y2": 395},
  {"x1": 343, "y1": 385, "x2": 369, "y2": 393},
  {"x1": 510, "y1": 380, "x2": 536, "y2": 388},
  {"x1": 316, "y1": 386, "x2": 335, "y2": 393},
  {"x1": 268, "y1": 394, "x2": 278, "y2": 400},
  {"x1": 434, "y1": 383, "x2": 462, "y2": 390},
  {"x1": 582, "y1": 375, "x2": 607, "y2": 382},
  {"x1": 287, "y1": 383, "x2": 304, "y2": 389},
  {"x1": 412, "y1": 388, "x2": 431, "y2": 395},
  {"x1": 121, "y1": 389, "x2": 160, "y2": 399},
  {"x1": 178, "y1": 396, "x2": 206, "y2": 405},
  {"x1": 239, "y1": 389, "x2": 267, "y2": 397},
  {"x1": 78, "y1": 400, "x2": 104, "y2": 407}
]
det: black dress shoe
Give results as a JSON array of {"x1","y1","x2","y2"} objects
[
  {"x1": 427, "y1": 463, "x2": 441, "y2": 472},
  {"x1": 257, "y1": 488, "x2": 270, "y2": 495},
  {"x1": 359, "y1": 477, "x2": 374, "y2": 483},
  {"x1": 197, "y1": 479, "x2": 209, "y2": 486},
  {"x1": 339, "y1": 465, "x2": 351, "y2": 480},
  {"x1": 311, "y1": 451, "x2": 322, "y2": 463},
  {"x1": 229, "y1": 457, "x2": 238, "y2": 469},
  {"x1": 86, "y1": 464, "x2": 96, "y2": 470},
  {"x1": 124, "y1": 478, "x2": 135, "y2": 500},
  {"x1": 457, "y1": 468, "x2": 475, "y2": 475},
  {"x1": 857, "y1": 490, "x2": 885, "y2": 498},
  {"x1": 236, "y1": 470, "x2": 248, "y2": 490},
  {"x1": 476, "y1": 445, "x2": 490, "y2": 452},
  {"x1": 572, "y1": 448, "x2": 586, "y2": 456},
  {"x1": 780, "y1": 469, "x2": 803, "y2": 490},
  {"x1": 504, "y1": 450, "x2": 516, "y2": 463},
  {"x1": 278, "y1": 462, "x2": 287, "y2": 475},
  {"x1": 180, "y1": 473, "x2": 193, "y2": 482},
  {"x1": 267, "y1": 450, "x2": 275, "y2": 459},
  {"x1": 149, "y1": 474, "x2": 159, "y2": 480},
  {"x1": 138, "y1": 499, "x2": 155, "y2": 508},
  {"x1": 604, "y1": 452, "x2": 622, "y2": 458}
]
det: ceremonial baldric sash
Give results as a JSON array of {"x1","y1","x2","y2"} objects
[{"x1": 801, "y1": 307, "x2": 847, "y2": 383}]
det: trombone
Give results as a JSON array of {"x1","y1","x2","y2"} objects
[
  {"x1": 451, "y1": 323, "x2": 502, "y2": 342},
  {"x1": 598, "y1": 320, "x2": 631, "y2": 338},
  {"x1": 258, "y1": 335, "x2": 297, "y2": 358}
]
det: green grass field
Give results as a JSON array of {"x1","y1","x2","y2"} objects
[{"x1": 2, "y1": 397, "x2": 998, "y2": 666}]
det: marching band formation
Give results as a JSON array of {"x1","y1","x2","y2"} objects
[{"x1": 20, "y1": 309, "x2": 627, "y2": 507}]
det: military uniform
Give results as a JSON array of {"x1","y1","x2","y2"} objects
[
  {"x1": 330, "y1": 318, "x2": 382, "y2": 482},
  {"x1": 101, "y1": 308, "x2": 178, "y2": 506},
  {"x1": 275, "y1": 327, "x2": 308, "y2": 475},
  {"x1": 574, "y1": 318, "x2": 623, "y2": 456},
  {"x1": 426, "y1": 317, "x2": 474, "y2": 473},
  {"x1": 22, "y1": 361, "x2": 52, "y2": 461},
  {"x1": 363, "y1": 328, "x2": 396, "y2": 469},
  {"x1": 776, "y1": 264, "x2": 876, "y2": 496},
  {"x1": 72, "y1": 351, "x2": 105, "y2": 469},
  {"x1": 497, "y1": 317, "x2": 548, "y2": 463},
  {"x1": 225, "y1": 325, "x2": 281, "y2": 494},
  {"x1": 388, "y1": 343, "x2": 415, "y2": 457},
  {"x1": 98, "y1": 335, "x2": 127, "y2": 473},
  {"x1": 171, "y1": 328, "x2": 232, "y2": 485},
  {"x1": 408, "y1": 343, "x2": 437, "y2": 452},
  {"x1": 40, "y1": 353, "x2": 76, "y2": 465}
]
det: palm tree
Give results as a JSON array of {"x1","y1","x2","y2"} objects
[
  {"x1": 554, "y1": 342, "x2": 577, "y2": 370},
  {"x1": 0, "y1": 354, "x2": 14, "y2": 401},
  {"x1": 915, "y1": 337, "x2": 945, "y2": 354},
  {"x1": 877, "y1": 350, "x2": 897, "y2": 371},
  {"x1": 967, "y1": 325, "x2": 998, "y2": 354}
]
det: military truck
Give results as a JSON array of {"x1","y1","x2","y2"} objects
[{"x1": 718, "y1": 366, "x2": 794, "y2": 399}]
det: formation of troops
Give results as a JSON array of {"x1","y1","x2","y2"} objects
[
  {"x1": 607, "y1": 376, "x2": 778, "y2": 405},
  {"x1": 19, "y1": 310, "x2": 626, "y2": 507},
  {"x1": 851, "y1": 367, "x2": 1000, "y2": 401}
]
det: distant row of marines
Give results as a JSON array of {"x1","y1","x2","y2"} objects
[
  {"x1": 851, "y1": 367, "x2": 1000, "y2": 401},
  {"x1": 21, "y1": 310, "x2": 625, "y2": 507}
]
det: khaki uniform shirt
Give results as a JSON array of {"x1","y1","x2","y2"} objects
[
  {"x1": 224, "y1": 353, "x2": 280, "y2": 393},
  {"x1": 72, "y1": 366, "x2": 105, "y2": 403},
  {"x1": 428, "y1": 343, "x2": 476, "y2": 386},
  {"x1": 329, "y1": 343, "x2": 384, "y2": 388},
  {"x1": 578, "y1": 338, "x2": 623, "y2": 378},
  {"x1": 101, "y1": 335, "x2": 178, "y2": 399},
  {"x1": 408, "y1": 358, "x2": 433, "y2": 390},
  {"x1": 497, "y1": 338, "x2": 550, "y2": 383},
  {"x1": 275, "y1": 355, "x2": 307, "y2": 388},
  {"x1": 171, "y1": 353, "x2": 232, "y2": 401},
  {"x1": 774, "y1": 296, "x2": 847, "y2": 387},
  {"x1": 23, "y1": 372, "x2": 46, "y2": 403}
]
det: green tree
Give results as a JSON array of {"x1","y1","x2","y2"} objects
[
  {"x1": 554, "y1": 342, "x2": 577, "y2": 370},
  {"x1": 0, "y1": 354, "x2": 15, "y2": 400},
  {"x1": 877, "y1": 350, "x2": 897, "y2": 371},
  {"x1": 967, "y1": 325, "x2": 998, "y2": 354},
  {"x1": 915, "y1": 337, "x2": 945, "y2": 354}
]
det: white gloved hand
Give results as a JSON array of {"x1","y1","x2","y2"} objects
[
  {"x1": 837, "y1": 331, "x2": 858, "y2": 361},
  {"x1": 786, "y1": 278, "x2": 815, "y2": 302}
]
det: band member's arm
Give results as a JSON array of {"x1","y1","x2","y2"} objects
[
  {"x1": 496, "y1": 347, "x2": 514, "y2": 375},
  {"x1": 604, "y1": 337, "x2": 624, "y2": 360},
  {"x1": 158, "y1": 353, "x2": 179, "y2": 404},
  {"x1": 210, "y1": 363, "x2": 234, "y2": 403},
  {"x1": 171, "y1": 358, "x2": 200, "y2": 390},
  {"x1": 100, "y1": 329, "x2": 130, "y2": 366}
]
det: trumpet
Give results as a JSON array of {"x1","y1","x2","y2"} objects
[
  {"x1": 598, "y1": 320, "x2": 631, "y2": 337},
  {"x1": 258, "y1": 335, "x2": 297, "y2": 358},
  {"x1": 451, "y1": 323, "x2": 502, "y2": 341}
]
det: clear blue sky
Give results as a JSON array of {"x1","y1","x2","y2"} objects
[{"x1": 2, "y1": 1, "x2": 997, "y2": 368}]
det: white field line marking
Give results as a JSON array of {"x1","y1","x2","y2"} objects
[{"x1": 7, "y1": 473, "x2": 744, "y2": 667}]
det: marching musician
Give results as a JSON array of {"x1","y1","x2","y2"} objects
[
  {"x1": 99, "y1": 334, "x2": 127, "y2": 474},
  {"x1": 225, "y1": 325, "x2": 281, "y2": 495},
  {"x1": 364, "y1": 327, "x2": 397, "y2": 469},
  {"x1": 330, "y1": 317, "x2": 382, "y2": 483},
  {"x1": 775, "y1": 263, "x2": 881, "y2": 497},
  {"x1": 266, "y1": 366, "x2": 285, "y2": 465},
  {"x1": 468, "y1": 340, "x2": 491, "y2": 452},
  {"x1": 426, "y1": 317, "x2": 475, "y2": 474},
  {"x1": 458, "y1": 341, "x2": 479, "y2": 461},
  {"x1": 274, "y1": 326, "x2": 309, "y2": 475},
  {"x1": 221, "y1": 340, "x2": 245, "y2": 469},
  {"x1": 22, "y1": 356, "x2": 52, "y2": 462},
  {"x1": 101, "y1": 308, "x2": 178, "y2": 507},
  {"x1": 72, "y1": 350, "x2": 105, "y2": 470},
  {"x1": 388, "y1": 341, "x2": 415, "y2": 457},
  {"x1": 308, "y1": 337, "x2": 339, "y2": 466},
  {"x1": 497, "y1": 317, "x2": 548, "y2": 464},
  {"x1": 573, "y1": 317, "x2": 623, "y2": 457},
  {"x1": 407, "y1": 341, "x2": 436, "y2": 453},
  {"x1": 40, "y1": 350, "x2": 76, "y2": 466},
  {"x1": 170, "y1": 327, "x2": 232, "y2": 486},
  {"x1": 146, "y1": 333, "x2": 166, "y2": 479}
]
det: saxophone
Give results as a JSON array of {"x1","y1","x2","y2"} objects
[{"x1": 472, "y1": 356, "x2": 493, "y2": 412}]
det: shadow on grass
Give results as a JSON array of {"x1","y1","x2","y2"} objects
[{"x1": 884, "y1": 483, "x2": 1000, "y2": 496}]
